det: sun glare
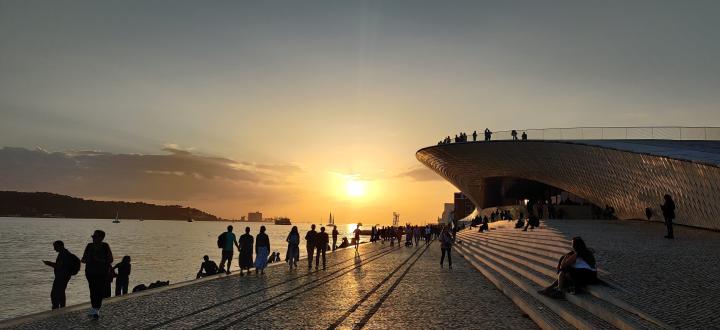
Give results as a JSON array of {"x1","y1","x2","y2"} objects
[{"x1": 345, "y1": 179, "x2": 366, "y2": 197}]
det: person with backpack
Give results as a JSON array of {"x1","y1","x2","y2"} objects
[
  {"x1": 217, "y1": 225, "x2": 239, "y2": 275},
  {"x1": 43, "y1": 240, "x2": 80, "y2": 309},
  {"x1": 82, "y1": 230, "x2": 113, "y2": 319},
  {"x1": 113, "y1": 256, "x2": 131, "y2": 296}
]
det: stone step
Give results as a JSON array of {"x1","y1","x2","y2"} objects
[
  {"x1": 461, "y1": 242, "x2": 656, "y2": 329},
  {"x1": 457, "y1": 244, "x2": 615, "y2": 330},
  {"x1": 487, "y1": 225, "x2": 569, "y2": 238},
  {"x1": 454, "y1": 244, "x2": 576, "y2": 330},
  {"x1": 460, "y1": 232, "x2": 564, "y2": 260},
  {"x1": 475, "y1": 232, "x2": 572, "y2": 249},
  {"x1": 460, "y1": 233, "x2": 671, "y2": 329},
  {"x1": 459, "y1": 232, "x2": 569, "y2": 254}
]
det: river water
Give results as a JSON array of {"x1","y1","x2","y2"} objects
[{"x1": 0, "y1": 217, "x2": 359, "y2": 321}]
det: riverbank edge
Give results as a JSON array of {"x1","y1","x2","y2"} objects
[{"x1": 0, "y1": 242, "x2": 367, "y2": 328}]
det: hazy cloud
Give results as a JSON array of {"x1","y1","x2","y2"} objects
[
  {"x1": 0, "y1": 146, "x2": 302, "y2": 205},
  {"x1": 396, "y1": 167, "x2": 443, "y2": 181}
]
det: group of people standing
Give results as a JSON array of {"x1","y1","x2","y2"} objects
[
  {"x1": 43, "y1": 229, "x2": 131, "y2": 319},
  {"x1": 203, "y1": 224, "x2": 356, "y2": 277},
  {"x1": 438, "y1": 128, "x2": 528, "y2": 145},
  {"x1": 216, "y1": 225, "x2": 272, "y2": 276}
]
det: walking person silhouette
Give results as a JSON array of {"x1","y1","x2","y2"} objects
[{"x1": 305, "y1": 224, "x2": 317, "y2": 269}]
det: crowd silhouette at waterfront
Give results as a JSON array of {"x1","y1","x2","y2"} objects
[{"x1": 48, "y1": 199, "x2": 684, "y2": 320}]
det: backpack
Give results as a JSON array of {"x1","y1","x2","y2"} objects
[
  {"x1": 217, "y1": 232, "x2": 226, "y2": 249},
  {"x1": 67, "y1": 252, "x2": 81, "y2": 276}
]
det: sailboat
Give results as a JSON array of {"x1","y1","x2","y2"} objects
[
  {"x1": 112, "y1": 212, "x2": 120, "y2": 223},
  {"x1": 327, "y1": 212, "x2": 335, "y2": 227}
]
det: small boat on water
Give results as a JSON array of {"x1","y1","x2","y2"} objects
[
  {"x1": 327, "y1": 212, "x2": 335, "y2": 227},
  {"x1": 274, "y1": 217, "x2": 291, "y2": 225},
  {"x1": 112, "y1": 212, "x2": 120, "y2": 223},
  {"x1": 188, "y1": 218, "x2": 194, "y2": 222}
]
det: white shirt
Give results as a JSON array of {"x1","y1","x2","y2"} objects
[{"x1": 573, "y1": 257, "x2": 596, "y2": 271}]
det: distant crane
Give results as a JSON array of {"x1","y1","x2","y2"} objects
[{"x1": 392, "y1": 212, "x2": 400, "y2": 227}]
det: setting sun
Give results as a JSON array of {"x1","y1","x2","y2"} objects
[{"x1": 345, "y1": 179, "x2": 366, "y2": 197}]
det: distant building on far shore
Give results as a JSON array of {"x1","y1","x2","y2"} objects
[
  {"x1": 248, "y1": 211, "x2": 262, "y2": 222},
  {"x1": 440, "y1": 203, "x2": 454, "y2": 224}
]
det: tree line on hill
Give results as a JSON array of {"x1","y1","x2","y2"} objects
[{"x1": 0, "y1": 191, "x2": 219, "y2": 221}]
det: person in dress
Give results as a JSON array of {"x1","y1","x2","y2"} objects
[
  {"x1": 255, "y1": 226, "x2": 270, "y2": 275},
  {"x1": 286, "y1": 226, "x2": 300, "y2": 269},
  {"x1": 238, "y1": 227, "x2": 254, "y2": 276}
]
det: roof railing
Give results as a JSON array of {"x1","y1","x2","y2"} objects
[{"x1": 441, "y1": 126, "x2": 720, "y2": 142}]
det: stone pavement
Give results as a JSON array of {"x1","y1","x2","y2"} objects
[
  {"x1": 547, "y1": 219, "x2": 720, "y2": 328},
  {"x1": 2, "y1": 240, "x2": 535, "y2": 329}
]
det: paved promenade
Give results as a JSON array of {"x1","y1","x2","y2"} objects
[
  {"x1": 2, "y1": 241, "x2": 535, "y2": 329},
  {"x1": 547, "y1": 219, "x2": 720, "y2": 328}
]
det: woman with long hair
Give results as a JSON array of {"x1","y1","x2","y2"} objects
[
  {"x1": 539, "y1": 236, "x2": 597, "y2": 298},
  {"x1": 255, "y1": 226, "x2": 270, "y2": 275},
  {"x1": 286, "y1": 226, "x2": 300, "y2": 269}
]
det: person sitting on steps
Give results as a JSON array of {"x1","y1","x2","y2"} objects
[{"x1": 539, "y1": 237, "x2": 597, "y2": 299}]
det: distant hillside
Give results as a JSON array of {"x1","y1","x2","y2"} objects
[{"x1": 0, "y1": 191, "x2": 219, "y2": 221}]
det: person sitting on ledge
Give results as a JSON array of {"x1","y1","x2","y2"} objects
[
  {"x1": 522, "y1": 214, "x2": 539, "y2": 231},
  {"x1": 539, "y1": 237, "x2": 597, "y2": 298},
  {"x1": 197, "y1": 255, "x2": 219, "y2": 278},
  {"x1": 478, "y1": 217, "x2": 489, "y2": 232},
  {"x1": 338, "y1": 237, "x2": 350, "y2": 249}
]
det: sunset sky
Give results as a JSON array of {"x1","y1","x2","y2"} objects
[{"x1": 2, "y1": 1, "x2": 720, "y2": 224}]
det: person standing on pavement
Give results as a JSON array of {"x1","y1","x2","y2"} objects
[
  {"x1": 660, "y1": 194, "x2": 676, "y2": 239},
  {"x1": 255, "y1": 226, "x2": 270, "y2": 275},
  {"x1": 305, "y1": 224, "x2": 317, "y2": 269},
  {"x1": 238, "y1": 227, "x2": 254, "y2": 276},
  {"x1": 286, "y1": 226, "x2": 300, "y2": 269},
  {"x1": 439, "y1": 227, "x2": 453, "y2": 269},
  {"x1": 315, "y1": 226, "x2": 330, "y2": 270},
  {"x1": 43, "y1": 240, "x2": 78, "y2": 309},
  {"x1": 353, "y1": 225, "x2": 361, "y2": 252},
  {"x1": 219, "y1": 225, "x2": 238, "y2": 274},
  {"x1": 332, "y1": 225, "x2": 339, "y2": 251},
  {"x1": 81, "y1": 230, "x2": 113, "y2": 319},
  {"x1": 112, "y1": 256, "x2": 131, "y2": 296}
]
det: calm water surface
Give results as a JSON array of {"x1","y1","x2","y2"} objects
[{"x1": 0, "y1": 217, "x2": 359, "y2": 320}]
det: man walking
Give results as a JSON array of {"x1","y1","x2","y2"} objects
[
  {"x1": 661, "y1": 194, "x2": 676, "y2": 239},
  {"x1": 305, "y1": 224, "x2": 317, "y2": 269},
  {"x1": 315, "y1": 227, "x2": 329, "y2": 270},
  {"x1": 43, "y1": 240, "x2": 78, "y2": 309},
  {"x1": 219, "y1": 225, "x2": 238, "y2": 274}
]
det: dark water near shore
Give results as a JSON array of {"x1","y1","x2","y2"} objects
[{"x1": 0, "y1": 217, "x2": 358, "y2": 321}]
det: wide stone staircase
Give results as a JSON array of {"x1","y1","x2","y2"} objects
[{"x1": 455, "y1": 222, "x2": 671, "y2": 330}]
